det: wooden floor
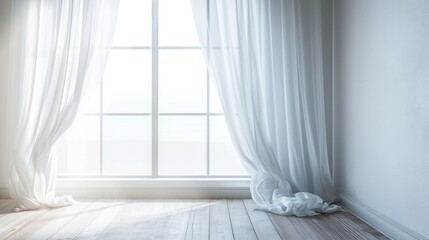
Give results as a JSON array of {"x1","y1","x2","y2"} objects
[{"x1": 0, "y1": 199, "x2": 387, "y2": 240}]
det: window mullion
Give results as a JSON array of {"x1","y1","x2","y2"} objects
[
  {"x1": 206, "y1": 0, "x2": 211, "y2": 177},
  {"x1": 100, "y1": 80, "x2": 104, "y2": 176},
  {"x1": 152, "y1": 0, "x2": 159, "y2": 177}
]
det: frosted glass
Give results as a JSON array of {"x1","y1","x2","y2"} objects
[
  {"x1": 57, "y1": 116, "x2": 100, "y2": 175},
  {"x1": 159, "y1": 116, "x2": 207, "y2": 175},
  {"x1": 103, "y1": 116, "x2": 151, "y2": 175},
  {"x1": 159, "y1": 0, "x2": 201, "y2": 46},
  {"x1": 159, "y1": 50, "x2": 207, "y2": 113},
  {"x1": 112, "y1": 0, "x2": 151, "y2": 47},
  {"x1": 210, "y1": 116, "x2": 248, "y2": 176},
  {"x1": 103, "y1": 50, "x2": 151, "y2": 113}
]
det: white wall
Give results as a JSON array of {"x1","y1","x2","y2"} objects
[
  {"x1": 0, "y1": 0, "x2": 11, "y2": 191},
  {"x1": 334, "y1": 0, "x2": 429, "y2": 239}
]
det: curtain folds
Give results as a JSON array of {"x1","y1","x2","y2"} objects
[
  {"x1": 191, "y1": 0, "x2": 340, "y2": 216},
  {"x1": 8, "y1": 0, "x2": 119, "y2": 211}
]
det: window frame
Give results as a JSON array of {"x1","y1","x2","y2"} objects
[{"x1": 56, "y1": 0, "x2": 249, "y2": 180}]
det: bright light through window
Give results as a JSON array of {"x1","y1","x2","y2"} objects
[{"x1": 56, "y1": 0, "x2": 248, "y2": 177}]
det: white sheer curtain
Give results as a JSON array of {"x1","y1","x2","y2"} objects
[
  {"x1": 8, "y1": 0, "x2": 119, "y2": 211},
  {"x1": 192, "y1": 0, "x2": 340, "y2": 216}
]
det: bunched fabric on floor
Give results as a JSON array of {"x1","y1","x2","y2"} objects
[
  {"x1": 191, "y1": 0, "x2": 340, "y2": 216},
  {"x1": 7, "y1": 0, "x2": 119, "y2": 211}
]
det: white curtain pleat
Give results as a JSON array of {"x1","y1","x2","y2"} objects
[
  {"x1": 191, "y1": 0, "x2": 340, "y2": 216},
  {"x1": 8, "y1": 0, "x2": 119, "y2": 211}
]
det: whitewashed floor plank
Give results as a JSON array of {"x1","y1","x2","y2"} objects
[
  {"x1": 0, "y1": 209, "x2": 47, "y2": 239},
  {"x1": 9, "y1": 201, "x2": 93, "y2": 240},
  {"x1": 209, "y1": 199, "x2": 234, "y2": 240},
  {"x1": 150, "y1": 200, "x2": 187, "y2": 240},
  {"x1": 267, "y1": 212, "x2": 305, "y2": 240},
  {"x1": 95, "y1": 200, "x2": 148, "y2": 240},
  {"x1": 125, "y1": 200, "x2": 163, "y2": 239},
  {"x1": 344, "y1": 212, "x2": 389, "y2": 239},
  {"x1": 243, "y1": 199, "x2": 281, "y2": 240},
  {"x1": 185, "y1": 200, "x2": 210, "y2": 240},
  {"x1": 49, "y1": 200, "x2": 112, "y2": 240},
  {"x1": 326, "y1": 212, "x2": 379, "y2": 240},
  {"x1": 163, "y1": 200, "x2": 195, "y2": 240},
  {"x1": 286, "y1": 215, "x2": 335, "y2": 240},
  {"x1": 74, "y1": 200, "x2": 126, "y2": 240},
  {"x1": 227, "y1": 199, "x2": 257, "y2": 240},
  {"x1": 307, "y1": 215, "x2": 347, "y2": 240},
  {"x1": 0, "y1": 199, "x2": 387, "y2": 240}
]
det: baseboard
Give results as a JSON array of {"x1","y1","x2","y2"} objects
[
  {"x1": 0, "y1": 187, "x2": 10, "y2": 199},
  {"x1": 339, "y1": 193, "x2": 428, "y2": 240}
]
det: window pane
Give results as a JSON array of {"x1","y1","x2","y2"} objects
[
  {"x1": 103, "y1": 50, "x2": 151, "y2": 113},
  {"x1": 159, "y1": 0, "x2": 201, "y2": 46},
  {"x1": 159, "y1": 116, "x2": 207, "y2": 175},
  {"x1": 112, "y1": 0, "x2": 151, "y2": 47},
  {"x1": 159, "y1": 50, "x2": 207, "y2": 113},
  {"x1": 209, "y1": 80, "x2": 224, "y2": 113},
  {"x1": 103, "y1": 116, "x2": 151, "y2": 175},
  {"x1": 210, "y1": 116, "x2": 248, "y2": 176},
  {"x1": 57, "y1": 116, "x2": 100, "y2": 176}
]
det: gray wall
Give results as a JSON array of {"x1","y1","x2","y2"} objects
[
  {"x1": 321, "y1": 0, "x2": 334, "y2": 175},
  {"x1": 0, "y1": 0, "x2": 11, "y2": 190},
  {"x1": 334, "y1": 0, "x2": 429, "y2": 238}
]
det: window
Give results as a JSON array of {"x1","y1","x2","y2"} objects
[{"x1": 56, "y1": 0, "x2": 248, "y2": 178}]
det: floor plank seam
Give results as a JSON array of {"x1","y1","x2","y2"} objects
[
  {"x1": 226, "y1": 200, "x2": 235, "y2": 240},
  {"x1": 242, "y1": 199, "x2": 259, "y2": 240},
  {"x1": 207, "y1": 200, "x2": 211, "y2": 240}
]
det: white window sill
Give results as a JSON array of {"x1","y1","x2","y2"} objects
[{"x1": 55, "y1": 177, "x2": 251, "y2": 199}]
